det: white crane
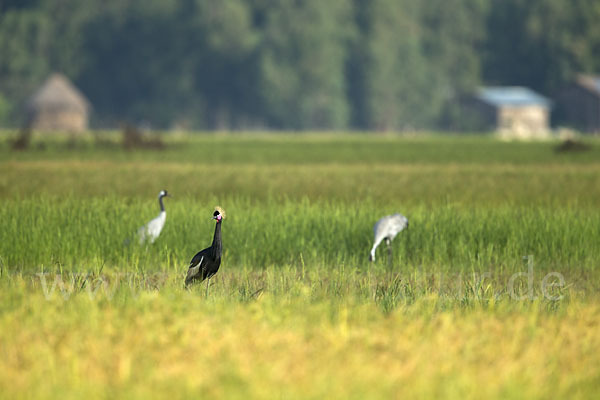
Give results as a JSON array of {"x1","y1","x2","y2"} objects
[
  {"x1": 369, "y1": 213, "x2": 408, "y2": 263},
  {"x1": 137, "y1": 190, "x2": 170, "y2": 244}
]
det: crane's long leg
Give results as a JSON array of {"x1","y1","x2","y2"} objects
[
  {"x1": 205, "y1": 277, "x2": 210, "y2": 297},
  {"x1": 386, "y1": 238, "x2": 392, "y2": 268}
]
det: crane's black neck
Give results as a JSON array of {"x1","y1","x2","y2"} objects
[
  {"x1": 158, "y1": 195, "x2": 166, "y2": 212},
  {"x1": 211, "y1": 221, "x2": 222, "y2": 259}
]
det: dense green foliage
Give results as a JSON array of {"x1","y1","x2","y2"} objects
[
  {"x1": 1, "y1": 0, "x2": 599, "y2": 129},
  {"x1": 484, "y1": 0, "x2": 600, "y2": 92}
]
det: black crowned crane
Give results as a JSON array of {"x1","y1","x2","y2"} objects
[
  {"x1": 185, "y1": 207, "x2": 225, "y2": 294},
  {"x1": 369, "y1": 213, "x2": 408, "y2": 264},
  {"x1": 137, "y1": 190, "x2": 170, "y2": 244}
]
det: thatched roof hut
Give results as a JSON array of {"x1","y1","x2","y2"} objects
[{"x1": 25, "y1": 73, "x2": 91, "y2": 133}]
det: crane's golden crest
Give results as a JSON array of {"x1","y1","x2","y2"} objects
[{"x1": 214, "y1": 206, "x2": 226, "y2": 219}]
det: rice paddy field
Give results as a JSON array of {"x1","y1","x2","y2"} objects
[{"x1": 1, "y1": 133, "x2": 600, "y2": 399}]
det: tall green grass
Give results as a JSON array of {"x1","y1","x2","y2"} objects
[
  {"x1": 1, "y1": 197, "x2": 598, "y2": 275},
  {"x1": 1, "y1": 135, "x2": 599, "y2": 275}
]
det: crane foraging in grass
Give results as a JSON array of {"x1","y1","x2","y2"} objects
[
  {"x1": 137, "y1": 190, "x2": 170, "y2": 244},
  {"x1": 185, "y1": 207, "x2": 225, "y2": 295},
  {"x1": 369, "y1": 213, "x2": 408, "y2": 264}
]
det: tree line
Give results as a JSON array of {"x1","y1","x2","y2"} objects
[{"x1": 0, "y1": 0, "x2": 599, "y2": 130}]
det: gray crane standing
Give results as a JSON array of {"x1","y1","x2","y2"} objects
[
  {"x1": 137, "y1": 190, "x2": 170, "y2": 244},
  {"x1": 369, "y1": 213, "x2": 408, "y2": 264}
]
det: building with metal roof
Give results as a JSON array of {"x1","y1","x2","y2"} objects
[
  {"x1": 460, "y1": 86, "x2": 551, "y2": 139},
  {"x1": 475, "y1": 87, "x2": 552, "y2": 108}
]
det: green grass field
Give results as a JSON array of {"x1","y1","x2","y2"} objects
[{"x1": 1, "y1": 133, "x2": 599, "y2": 399}]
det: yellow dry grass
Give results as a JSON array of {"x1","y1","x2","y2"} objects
[{"x1": 1, "y1": 276, "x2": 599, "y2": 400}]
